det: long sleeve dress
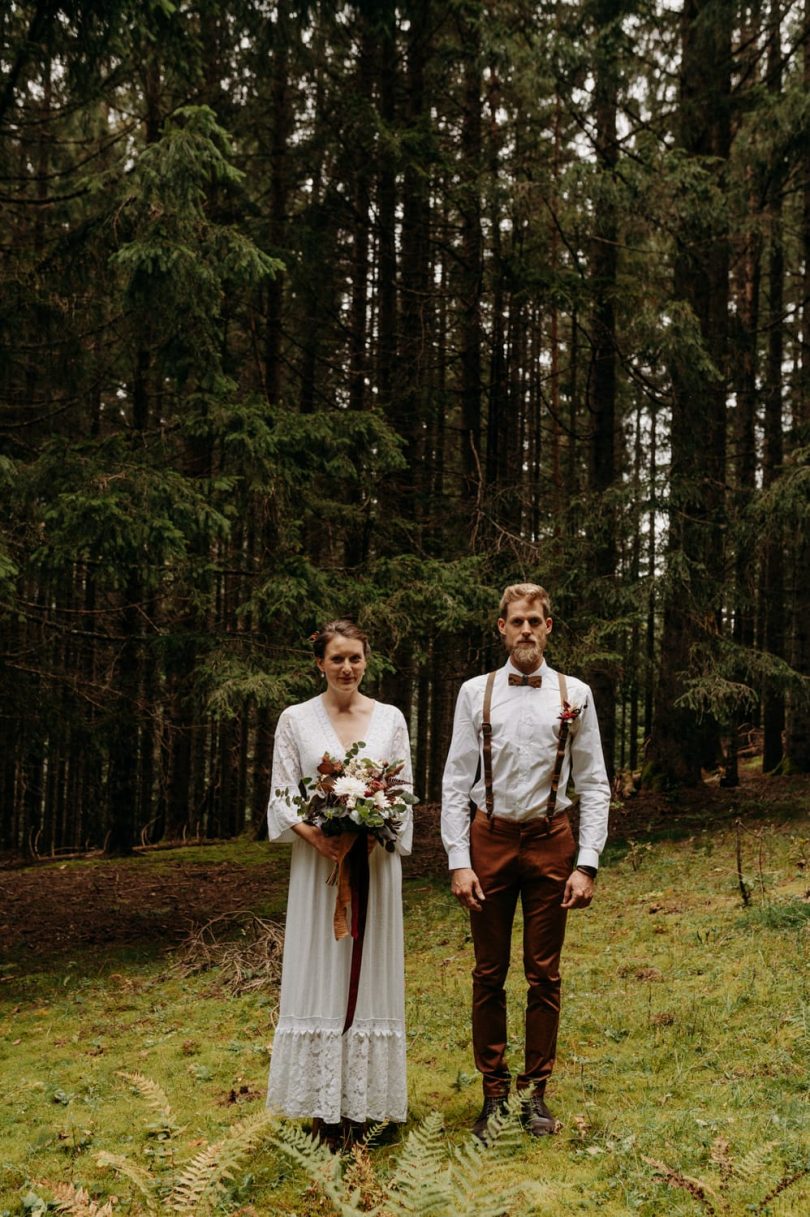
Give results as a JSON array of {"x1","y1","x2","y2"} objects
[{"x1": 266, "y1": 695, "x2": 413, "y2": 1124}]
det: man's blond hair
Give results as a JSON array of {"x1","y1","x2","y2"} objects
[{"x1": 498, "y1": 582, "x2": 552, "y2": 621}]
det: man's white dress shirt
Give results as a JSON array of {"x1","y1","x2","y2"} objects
[{"x1": 441, "y1": 658, "x2": 610, "y2": 872}]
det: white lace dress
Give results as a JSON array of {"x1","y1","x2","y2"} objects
[{"x1": 266, "y1": 695, "x2": 413, "y2": 1124}]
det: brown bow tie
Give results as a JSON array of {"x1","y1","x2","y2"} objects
[{"x1": 508, "y1": 673, "x2": 542, "y2": 688}]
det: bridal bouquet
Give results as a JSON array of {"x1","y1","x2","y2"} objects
[
  {"x1": 280, "y1": 743, "x2": 417, "y2": 950},
  {"x1": 284, "y1": 741, "x2": 417, "y2": 852}
]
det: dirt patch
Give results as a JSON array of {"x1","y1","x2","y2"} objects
[
  {"x1": 0, "y1": 861, "x2": 277, "y2": 959},
  {"x1": 1, "y1": 774, "x2": 806, "y2": 960}
]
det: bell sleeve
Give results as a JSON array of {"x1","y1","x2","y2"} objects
[
  {"x1": 266, "y1": 709, "x2": 303, "y2": 844},
  {"x1": 390, "y1": 708, "x2": 414, "y2": 857}
]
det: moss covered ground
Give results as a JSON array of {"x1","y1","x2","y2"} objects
[{"x1": 1, "y1": 794, "x2": 808, "y2": 1215}]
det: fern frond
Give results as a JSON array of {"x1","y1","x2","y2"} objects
[
  {"x1": 470, "y1": 1091, "x2": 526, "y2": 1158},
  {"x1": 115, "y1": 1071, "x2": 175, "y2": 1129},
  {"x1": 270, "y1": 1119, "x2": 341, "y2": 1174},
  {"x1": 730, "y1": 1140, "x2": 777, "y2": 1183},
  {"x1": 115, "y1": 1071, "x2": 171, "y2": 1116},
  {"x1": 449, "y1": 1148, "x2": 524, "y2": 1215},
  {"x1": 448, "y1": 1100, "x2": 535, "y2": 1217},
  {"x1": 643, "y1": 1156, "x2": 723, "y2": 1214},
  {"x1": 269, "y1": 1122, "x2": 350, "y2": 1214},
  {"x1": 95, "y1": 1151, "x2": 158, "y2": 1211},
  {"x1": 269, "y1": 1109, "x2": 552, "y2": 1217},
  {"x1": 45, "y1": 1182, "x2": 116, "y2": 1217},
  {"x1": 169, "y1": 1109, "x2": 276, "y2": 1214},
  {"x1": 384, "y1": 1112, "x2": 452, "y2": 1215},
  {"x1": 456, "y1": 1178, "x2": 546, "y2": 1217},
  {"x1": 342, "y1": 1145, "x2": 388, "y2": 1214},
  {"x1": 361, "y1": 1119, "x2": 390, "y2": 1149},
  {"x1": 386, "y1": 1110, "x2": 446, "y2": 1182}
]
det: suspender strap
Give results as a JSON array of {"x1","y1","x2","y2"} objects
[
  {"x1": 546, "y1": 672, "x2": 569, "y2": 817},
  {"x1": 481, "y1": 669, "x2": 571, "y2": 821},
  {"x1": 481, "y1": 670, "x2": 497, "y2": 818}
]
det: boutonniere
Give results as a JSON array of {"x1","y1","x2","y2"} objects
[{"x1": 559, "y1": 701, "x2": 582, "y2": 723}]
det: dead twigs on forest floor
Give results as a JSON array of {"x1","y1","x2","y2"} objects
[{"x1": 168, "y1": 910, "x2": 284, "y2": 996}]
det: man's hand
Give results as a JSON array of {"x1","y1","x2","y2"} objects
[
  {"x1": 451, "y1": 867, "x2": 485, "y2": 912},
  {"x1": 561, "y1": 869, "x2": 595, "y2": 909}
]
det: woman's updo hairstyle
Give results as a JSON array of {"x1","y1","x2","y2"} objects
[{"x1": 310, "y1": 619, "x2": 370, "y2": 660}]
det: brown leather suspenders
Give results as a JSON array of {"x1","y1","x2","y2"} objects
[
  {"x1": 481, "y1": 670, "x2": 497, "y2": 817},
  {"x1": 480, "y1": 670, "x2": 569, "y2": 823},
  {"x1": 545, "y1": 672, "x2": 568, "y2": 818}
]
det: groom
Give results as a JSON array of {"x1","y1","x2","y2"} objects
[{"x1": 441, "y1": 582, "x2": 610, "y2": 1139}]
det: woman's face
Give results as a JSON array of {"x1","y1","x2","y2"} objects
[{"x1": 317, "y1": 634, "x2": 367, "y2": 694}]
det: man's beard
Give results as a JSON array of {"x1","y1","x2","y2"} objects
[{"x1": 511, "y1": 641, "x2": 542, "y2": 670}]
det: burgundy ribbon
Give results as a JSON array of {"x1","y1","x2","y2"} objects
[{"x1": 342, "y1": 833, "x2": 370, "y2": 1034}]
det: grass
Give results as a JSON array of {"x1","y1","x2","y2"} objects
[{"x1": 1, "y1": 812, "x2": 808, "y2": 1216}]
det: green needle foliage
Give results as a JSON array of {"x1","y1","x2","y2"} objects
[{"x1": 2, "y1": 0, "x2": 809, "y2": 857}]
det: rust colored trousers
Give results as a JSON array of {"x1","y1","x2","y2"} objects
[{"x1": 469, "y1": 808, "x2": 576, "y2": 1097}]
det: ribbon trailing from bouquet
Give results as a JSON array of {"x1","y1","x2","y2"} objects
[{"x1": 330, "y1": 834, "x2": 371, "y2": 1033}]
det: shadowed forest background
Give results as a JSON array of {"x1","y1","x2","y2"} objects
[{"x1": 1, "y1": 0, "x2": 809, "y2": 858}]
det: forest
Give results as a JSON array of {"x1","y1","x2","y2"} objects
[{"x1": 1, "y1": 0, "x2": 809, "y2": 856}]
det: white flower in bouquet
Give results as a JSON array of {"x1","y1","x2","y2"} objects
[
  {"x1": 289, "y1": 744, "x2": 418, "y2": 864},
  {"x1": 333, "y1": 774, "x2": 367, "y2": 802}
]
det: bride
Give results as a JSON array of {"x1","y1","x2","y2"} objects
[{"x1": 266, "y1": 620, "x2": 413, "y2": 1145}]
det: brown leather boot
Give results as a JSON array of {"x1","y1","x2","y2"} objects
[
  {"x1": 341, "y1": 1118, "x2": 366, "y2": 1148},
  {"x1": 311, "y1": 1118, "x2": 343, "y2": 1153},
  {"x1": 520, "y1": 1089, "x2": 558, "y2": 1136},
  {"x1": 471, "y1": 1094, "x2": 510, "y2": 1144}
]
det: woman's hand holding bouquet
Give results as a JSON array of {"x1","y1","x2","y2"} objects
[{"x1": 277, "y1": 742, "x2": 417, "y2": 941}]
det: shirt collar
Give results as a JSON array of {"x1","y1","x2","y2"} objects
[{"x1": 505, "y1": 657, "x2": 547, "y2": 680}]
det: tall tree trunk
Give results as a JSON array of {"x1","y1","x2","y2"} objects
[
  {"x1": 548, "y1": 92, "x2": 563, "y2": 522},
  {"x1": 629, "y1": 397, "x2": 643, "y2": 771},
  {"x1": 264, "y1": 0, "x2": 290, "y2": 407},
  {"x1": 376, "y1": 0, "x2": 397, "y2": 419},
  {"x1": 785, "y1": 0, "x2": 810, "y2": 770},
  {"x1": 585, "y1": 0, "x2": 621, "y2": 779},
  {"x1": 644, "y1": 404, "x2": 657, "y2": 745},
  {"x1": 345, "y1": 10, "x2": 374, "y2": 567},
  {"x1": 458, "y1": 2, "x2": 483, "y2": 518},
  {"x1": 761, "y1": 1, "x2": 785, "y2": 773},
  {"x1": 649, "y1": 0, "x2": 731, "y2": 784},
  {"x1": 723, "y1": 1, "x2": 762, "y2": 785},
  {"x1": 297, "y1": 24, "x2": 329, "y2": 415},
  {"x1": 251, "y1": 6, "x2": 292, "y2": 830}
]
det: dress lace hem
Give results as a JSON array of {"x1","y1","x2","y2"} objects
[{"x1": 267, "y1": 1025, "x2": 407, "y2": 1123}]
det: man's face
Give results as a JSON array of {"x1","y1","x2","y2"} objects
[{"x1": 497, "y1": 596, "x2": 552, "y2": 671}]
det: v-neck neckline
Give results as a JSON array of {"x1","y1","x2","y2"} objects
[{"x1": 316, "y1": 694, "x2": 379, "y2": 756}]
